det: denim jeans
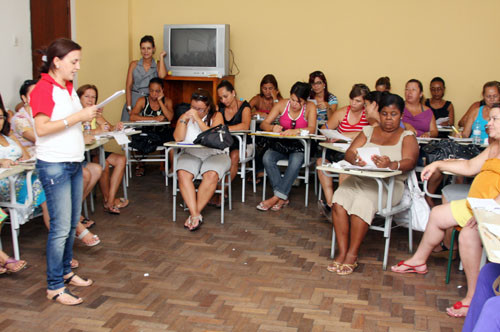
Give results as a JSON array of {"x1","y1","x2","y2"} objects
[
  {"x1": 263, "y1": 149, "x2": 304, "y2": 200},
  {"x1": 37, "y1": 160, "x2": 83, "y2": 290}
]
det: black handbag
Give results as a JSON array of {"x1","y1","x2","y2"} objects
[
  {"x1": 421, "y1": 139, "x2": 481, "y2": 164},
  {"x1": 193, "y1": 124, "x2": 234, "y2": 150},
  {"x1": 270, "y1": 138, "x2": 304, "y2": 154},
  {"x1": 130, "y1": 132, "x2": 163, "y2": 155}
]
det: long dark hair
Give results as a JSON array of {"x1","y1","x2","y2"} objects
[
  {"x1": 308, "y1": 70, "x2": 332, "y2": 102},
  {"x1": 191, "y1": 89, "x2": 216, "y2": 125},
  {"x1": 259, "y1": 74, "x2": 282, "y2": 98},
  {"x1": 406, "y1": 79, "x2": 424, "y2": 103},
  {"x1": 38, "y1": 38, "x2": 82, "y2": 74},
  {"x1": 0, "y1": 105, "x2": 10, "y2": 136},
  {"x1": 19, "y1": 79, "x2": 38, "y2": 99}
]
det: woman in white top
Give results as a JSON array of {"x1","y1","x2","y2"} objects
[{"x1": 173, "y1": 89, "x2": 230, "y2": 231}]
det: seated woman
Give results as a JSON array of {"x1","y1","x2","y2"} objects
[
  {"x1": 249, "y1": 74, "x2": 282, "y2": 117},
  {"x1": 328, "y1": 93, "x2": 418, "y2": 275},
  {"x1": 256, "y1": 82, "x2": 317, "y2": 211},
  {"x1": 214, "y1": 80, "x2": 251, "y2": 203},
  {"x1": 424, "y1": 77, "x2": 455, "y2": 127},
  {"x1": 78, "y1": 84, "x2": 128, "y2": 214},
  {"x1": 173, "y1": 89, "x2": 230, "y2": 231},
  {"x1": 11, "y1": 80, "x2": 100, "y2": 247},
  {"x1": 130, "y1": 77, "x2": 174, "y2": 176},
  {"x1": 461, "y1": 81, "x2": 500, "y2": 142},
  {"x1": 375, "y1": 76, "x2": 391, "y2": 92},
  {"x1": 121, "y1": 35, "x2": 166, "y2": 121},
  {"x1": 316, "y1": 84, "x2": 372, "y2": 218},
  {"x1": 0, "y1": 249, "x2": 26, "y2": 274},
  {"x1": 11, "y1": 79, "x2": 38, "y2": 156},
  {"x1": 391, "y1": 103, "x2": 500, "y2": 318},
  {"x1": 462, "y1": 263, "x2": 500, "y2": 331},
  {"x1": 402, "y1": 79, "x2": 438, "y2": 138},
  {"x1": 308, "y1": 70, "x2": 338, "y2": 121}
]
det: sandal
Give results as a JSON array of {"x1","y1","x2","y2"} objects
[
  {"x1": 271, "y1": 200, "x2": 289, "y2": 211},
  {"x1": 79, "y1": 216, "x2": 95, "y2": 229},
  {"x1": 114, "y1": 198, "x2": 129, "y2": 209},
  {"x1": 70, "y1": 259, "x2": 79, "y2": 269},
  {"x1": 337, "y1": 261, "x2": 358, "y2": 276},
  {"x1": 326, "y1": 261, "x2": 342, "y2": 273},
  {"x1": 184, "y1": 216, "x2": 192, "y2": 229},
  {"x1": 47, "y1": 288, "x2": 83, "y2": 306},
  {"x1": 1, "y1": 257, "x2": 27, "y2": 273},
  {"x1": 256, "y1": 202, "x2": 272, "y2": 211},
  {"x1": 446, "y1": 301, "x2": 470, "y2": 318},
  {"x1": 64, "y1": 273, "x2": 93, "y2": 287},
  {"x1": 103, "y1": 204, "x2": 120, "y2": 215},
  {"x1": 135, "y1": 166, "x2": 145, "y2": 177},
  {"x1": 391, "y1": 260, "x2": 428, "y2": 274},
  {"x1": 189, "y1": 215, "x2": 203, "y2": 232},
  {"x1": 76, "y1": 229, "x2": 101, "y2": 247}
]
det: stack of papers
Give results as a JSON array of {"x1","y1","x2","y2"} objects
[
  {"x1": 319, "y1": 129, "x2": 352, "y2": 142},
  {"x1": 436, "y1": 117, "x2": 450, "y2": 125},
  {"x1": 325, "y1": 160, "x2": 392, "y2": 172}
]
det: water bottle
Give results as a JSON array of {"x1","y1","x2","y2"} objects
[
  {"x1": 472, "y1": 121, "x2": 481, "y2": 145},
  {"x1": 83, "y1": 121, "x2": 91, "y2": 135}
]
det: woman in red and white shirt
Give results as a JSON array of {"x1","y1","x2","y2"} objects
[{"x1": 30, "y1": 38, "x2": 98, "y2": 306}]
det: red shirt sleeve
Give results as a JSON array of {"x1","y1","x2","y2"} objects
[{"x1": 30, "y1": 80, "x2": 55, "y2": 118}]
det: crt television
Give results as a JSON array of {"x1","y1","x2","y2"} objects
[{"x1": 163, "y1": 24, "x2": 230, "y2": 78}]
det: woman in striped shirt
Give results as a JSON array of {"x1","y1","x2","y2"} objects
[{"x1": 316, "y1": 84, "x2": 374, "y2": 220}]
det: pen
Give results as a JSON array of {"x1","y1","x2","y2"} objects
[
  {"x1": 178, "y1": 142, "x2": 194, "y2": 145},
  {"x1": 451, "y1": 126, "x2": 462, "y2": 137}
]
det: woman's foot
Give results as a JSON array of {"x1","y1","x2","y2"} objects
[
  {"x1": 271, "y1": 199, "x2": 289, "y2": 211},
  {"x1": 79, "y1": 216, "x2": 95, "y2": 229},
  {"x1": 103, "y1": 204, "x2": 120, "y2": 215},
  {"x1": 135, "y1": 165, "x2": 145, "y2": 177},
  {"x1": 114, "y1": 198, "x2": 129, "y2": 209},
  {"x1": 1, "y1": 257, "x2": 27, "y2": 273},
  {"x1": 326, "y1": 261, "x2": 343, "y2": 273},
  {"x1": 47, "y1": 287, "x2": 83, "y2": 306},
  {"x1": 446, "y1": 300, "x2": 470, "y2": 318},
  {"x1": 256, "y1": 196, "x2": 279, "y2": 211},
  {"x1": 64, "y1": 272, "x2": 93, "y2": 287},
  {"x1": 391, "y1": 259, "x2": 428, "y2": 274},
  {"x1": 76, "y1": 229, "x2": 101, "y2": 247},
  {"x1": 70, "y1": 259, "x2": 79, "y2": 269},
  {"x1": 189, "y1": 215, "x2": 203, "y2": 231}
]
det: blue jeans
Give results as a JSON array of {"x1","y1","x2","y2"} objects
[
  {"x1": 37, "y1": 160, "x2": 83, "y2": 290},
  {"x1": 263, "y1": 149, "x2": 304, "y2": 200}
]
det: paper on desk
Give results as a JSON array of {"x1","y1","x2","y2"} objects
[
  {"x1": 319, "y1": 129, "x2": 352, "y2": 142},
  {"x1": 255, "y1": 131, "x2": 281, "y2": 136},
  {"x1": 356, "y1": 147, "x2": 380, "y2": 166},
  {"x1": 95, "y1": 90, "x2": 125, "y2": 109},
  {"x1": 112, "y1": 133, "x2": 130, "y2": 145},
  {"x1": 332, "y1": 143, "x2": 350, "y2": 151},
  {"x1": 436, "y1": 117, "x2": 449, "y2": 125},
  {"x1": 326, "y1": 160, "x2": 392, "y2": 171},
  {"x1": 137, "y1": 120, "x2": 158, "y2": 123},
  {"x1": 448, "y1": 136, "x2": 473, "y2": 142},
  {"x1": 468, "y1": 198, "x2": 500, "y2": 213}
]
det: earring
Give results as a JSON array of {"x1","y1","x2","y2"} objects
[{"x1": 56, "y1": 64, "x2": 60, "y2": 69}]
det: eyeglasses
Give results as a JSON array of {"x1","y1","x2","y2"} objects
[{"x1": 291, "y1": 120, "x2": 296, "y2": 129}]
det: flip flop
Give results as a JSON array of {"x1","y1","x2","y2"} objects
[
  {"x1": 2, "y1": 257, "x2": 27, "y2": 273},
  {"x1": 103, "y1": 205, "x2": 120, "y2": 215},
  {"x1": 79, "y1": 217, "x2": 95, "y2": 229},
  {"x1": 256, "y1": 202, "x2": 272, "y2": 211},
  {"x1": 189, "y1": 215, "x2": 203, "y2": 232},
  {"x1": 114, "y1": 198, "x2": 129, "y2": 209},
  {"x1": 64, "y1": 273, "x2": 93, "y2": 287},
  {"x1": 47, "y1": 288, "x2": 83, "y2": 306},
  {"x1": 446, "y1": 301, "x2": 469, "y2": 318},
  {"x1": 76, "y1": 229, "x2": 101, "y2": 247},
  {"x1": 271, "y1": 200, "x2": 289, "y2": 211},
  {"x1": 391, "y1": 260, "x2": 428, "y2": 274}
]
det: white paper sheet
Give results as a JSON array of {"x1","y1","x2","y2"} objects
[
  {"x1": 356, "y1": 147, "x2": 380, "y2": 166},
  {"x1": 112, "y1": 133, "x2": 130, "y2": 145},
  {"x1": 436, "y1": 117, "x2": 449, "y2": 125},
  {"x1": 95, "y1": 90, "x2": 125, "y2": 109},
  {"x1": 468, "y1": 198, "x2": 500, "y2": 213},
  {"x1": 319, "y1": 129, "x2": 352, "y2": 142},
  {"x1": 326, "y1": 160, "x2": 392, "y2": 172}
]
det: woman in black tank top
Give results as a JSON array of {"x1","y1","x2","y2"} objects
[{"x1": 425, "y1": 77, "x2": 454, "y2": 126}]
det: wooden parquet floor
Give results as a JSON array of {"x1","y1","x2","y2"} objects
[{"x1": 0, "y1": 168, "x2": 467, "y2": 331}]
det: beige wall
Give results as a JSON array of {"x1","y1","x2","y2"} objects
[{"x1": 76, "y1": 0, "x2": 500, "y2": 124}]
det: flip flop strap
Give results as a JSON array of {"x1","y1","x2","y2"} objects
[
  {"x1": 2, "y1": 257, "x2": 18, "y2": 268},
  {"x1": 52, "y1": 288, "x2": 79, "y2": 300}
]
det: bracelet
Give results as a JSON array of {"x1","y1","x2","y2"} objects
[
  {"x1": 127, "y1": 105, "x2": 132, "y2": 111},
  {"x1": 179, "y1": 119, "x2": 188, "y2": 125},
  {"x1": 63, "y1": 119, "x2": 69, "y2": 129},
  {"x1": 396, "y1": 160, "x2": 400, "y2": 170}
]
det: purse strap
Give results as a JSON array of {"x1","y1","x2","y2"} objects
[{"x1": 493, "y1": 275, "x2": 500, "y2": 296}]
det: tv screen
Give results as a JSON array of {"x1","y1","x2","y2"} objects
[{"x1": 171, "y1": 29, "x2": 217, "y2": 67}]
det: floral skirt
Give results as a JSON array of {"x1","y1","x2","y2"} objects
[{"x1": 0, "y1": 173, "x2": 45, "y2": 206}]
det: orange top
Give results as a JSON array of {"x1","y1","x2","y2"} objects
[{"x1": 466, "y1": 158, "x2": 500, "y2": 210}]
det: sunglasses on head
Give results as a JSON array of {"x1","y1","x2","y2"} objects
[{"x1": 192, "y1": 90, "x2": 209, "y2": 102}]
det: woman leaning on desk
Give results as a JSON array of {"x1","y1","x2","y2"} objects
[
  {"x1": 392, "y1": 103, "x2": 500, "y2": 319},
  {"x1": 121, "y1": 35, "x2": 167, "y2": 121},
  {"x1": 173, "y1": 89, "x2": 230, "y2": 231},
  {"x1": 327, "y1": 93, "x2": 419, "y2": 276},
  {"x1": 256, "y1": 82, "x2": 317, "y2": 211},
  {"x1": 30, "y1": 38, "x2": 99, "y2": 306}
]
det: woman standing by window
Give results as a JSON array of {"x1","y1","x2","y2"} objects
[{"x1": 30, "y1": 38, "x2": 99, "y2": 305}]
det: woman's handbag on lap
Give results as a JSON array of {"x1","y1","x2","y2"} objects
[{"x1": 193, "y1": 124, "x2": 234, "y2": 150}]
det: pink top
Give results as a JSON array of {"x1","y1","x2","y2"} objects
[
  {"x1": 337, "y1": 106, "x2": 369, "y2": 133},
  {"x1": 279, "y1": 101, "x2": 308, "y2": 130}
]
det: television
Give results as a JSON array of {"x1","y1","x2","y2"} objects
[{"x1": 164, "y1": 24, "x2": 230, "y2": 78}]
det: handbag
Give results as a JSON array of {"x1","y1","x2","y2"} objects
[
  {"x1": 394, "y1": 171, "x2": 430, "y2": 232},
  {"x1": 270, "y1": 138, "x2": 304, "y2": 154},
  {"x1": 130, "y1": 132, "x2": 163, "y2": 155},
  {"x1": 421, "y1": 139, "x2": 481, "y2": 164},
  {"x1": 193, "y1": 124, "x2": 234, "y2": 150}
]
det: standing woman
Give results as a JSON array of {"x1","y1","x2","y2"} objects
[
  {"x1": 121, "y1": 35, "x2": 167, "y2": 121},
  {"x1": 308, "y1": 70, "x2": 338, "y2": 121},
  {"x1": 30, "y1": 38, "x2": 98, "y2": 305}
]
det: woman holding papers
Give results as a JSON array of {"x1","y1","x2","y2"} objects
[
  {"x1": 174, "y1": 89, "x2": 230, "y2": 231},
  {"x1": 392, "y1": 103, "x2": 500, "y2": 319},
  {"x1": 77, "y1": 84, "x2": 128, "y2": 214},
  {"x1": 327, "y1": 93, "x2": 418, "y2": 276},
  {"x1": 30, "y1": 38, "x2": 99, "y2": 305},
  {"x1": 256, "y1": 82, "x2": 317, "y2": 211}
]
